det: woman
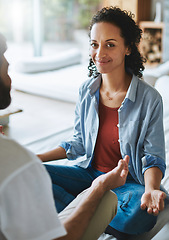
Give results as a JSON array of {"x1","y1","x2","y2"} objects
[{"x1": 38, "y1": 7, "x2": 167, "y2": 239}]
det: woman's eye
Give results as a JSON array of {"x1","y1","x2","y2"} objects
[
  {"x1": 107, "y1": 43, "x2": 114, "y2": 47},
  {"x1": 90, "y1": 43, "x2": 98, "y2": 48}
]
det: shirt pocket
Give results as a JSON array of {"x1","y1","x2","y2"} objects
[{"x1": 122, "y1": 119, "x2": 145, "y2": 145}]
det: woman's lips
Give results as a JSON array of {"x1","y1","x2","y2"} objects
[{"x1": 96, "y1": 60, "x2": 111, "y2": 65}]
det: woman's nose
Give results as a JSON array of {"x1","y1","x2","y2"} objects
[{"x1": 96, "y1": 47, "x2": 106, "y2": 59}]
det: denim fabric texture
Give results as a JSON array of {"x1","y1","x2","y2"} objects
[
  {"x1": 110, "y1": 178, "x2": 157, "y2": 234},
  {"x1": 60, "y1": 74, "x2": 166, "y2": 184},
  {"x1": 44, "y1": 165, "x2": 103, "y2": 212},
  {"x1": 45, "y1": 164, "x2": 162, "y2": 235}
]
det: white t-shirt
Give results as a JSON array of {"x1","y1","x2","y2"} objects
[{"x1": 0, "y1": 134, "x2": 67, "y2": 240}]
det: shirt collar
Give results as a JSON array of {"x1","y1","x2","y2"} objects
[
  {"x1": 125, "y1": 74, "x2": 139, "y2": 103},
  {"x1": 88, "y1": 74, "x2": 102, "y2": 96},
  {"x1": 88, "y1": 74, "x2": 139, "y2": 103}
]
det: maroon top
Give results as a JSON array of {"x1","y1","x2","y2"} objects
[{"x1": 92, "y1": 100, "x2": 122, "y2": 173}]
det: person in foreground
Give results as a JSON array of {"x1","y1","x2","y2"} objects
[
  {"x1": 0, "y1": 33, "x2": 130, "y2": 240},
  {"x1": 38, "y1": 6, "x2": 168, "y2": 239}
]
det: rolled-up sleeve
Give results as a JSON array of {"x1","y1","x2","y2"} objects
[
  {"x1": 142, "y1": 96, "x2": 166, "y2": 178},
  {"x1": 142, "y1": 155, "x2": 166, "y2": 178}
]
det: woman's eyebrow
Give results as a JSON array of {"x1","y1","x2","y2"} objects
[
  {"x1": 90, "y1": 38, "x2": 117, "y2": 42},
  {"x1": 105, "y1": 38, "x2": 117, "y2": 42}
]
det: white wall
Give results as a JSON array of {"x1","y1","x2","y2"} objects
[{"x1": 151, "y1": 0, "x2": 164, "y2": 21}]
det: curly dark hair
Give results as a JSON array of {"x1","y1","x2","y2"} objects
[{"x1": 88, "y1": 6, "x2": 146, "y2": 78}]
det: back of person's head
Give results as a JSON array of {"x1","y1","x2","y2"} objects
[
  {"x1": 88, "y1": 6, "x2": 145, "y2": 78},
  {"x1": 0, "y1": 33, "x2": 7, "y2": 66},
  {"x1": 0, "y1": 33, "x2": 11, "y2": 109}
]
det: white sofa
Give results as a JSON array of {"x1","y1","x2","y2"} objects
[
  {"x1": 14, "y1": 48, "x2": 82, "y2": 73},
  {"x1": 10, "y1": 63, "x2": 88, "y2": 103},
  {"x1": 9, "y1": 49, "x2": 87, "y2": 103}
]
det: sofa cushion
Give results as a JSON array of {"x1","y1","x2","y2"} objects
[
  {"x1": 155, "y1": 75, "x2": 169, "y2": 192},
  {"x1": 144, "y1": 61, "x2": 169, "y2": 86},
  {"x1": 10, "y1": 63, "x2": 88, "y2": 103},
  {"x1": 14, "y1": 48, "x2": 82, "y2": 73}
]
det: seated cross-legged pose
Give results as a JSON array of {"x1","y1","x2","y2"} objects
[
  {"x1": 0, "y1": 33, "x2": 130, "y2": 240},
  {"x1": 38, "y1": 7, "x2": 169, "y2": 239}
]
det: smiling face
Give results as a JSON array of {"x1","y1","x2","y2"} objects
[{"x1": 90, "y1": 22, "x2": 130, "y2": 75}]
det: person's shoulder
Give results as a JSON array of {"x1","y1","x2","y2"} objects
[
  {"x1": 80, "y1": 74, "x2": 100, "y2": 90},
  {"x1": 79, "y1": 76, "x2": 94, "y2": 90},
  {"x1": 78, "y1": 74, "x2": 101, "y2": 100},
  {"x1": 0, "y1": 134, "x2": 37, "y2": 160},
  {"x1": 0, "y1": 134, "x2": 40, "y2": 183},
  {"x1": 137, "y1": 76, "x2": 162, "y2": 101}
]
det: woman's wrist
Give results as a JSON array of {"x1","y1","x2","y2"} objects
[{"x1": 37, "y1": 154, "x2": 45, "y2": 162}]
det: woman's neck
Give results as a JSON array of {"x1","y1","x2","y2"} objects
[
  {"x1": 99, "y1": 70, "x2": 132, "y2": 108},
  {"x1": 101, "y1": 70, "x2": 132, "y2": 92}
]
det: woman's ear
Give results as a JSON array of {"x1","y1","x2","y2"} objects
[{"x1": 126, "y1": 46, "x2": 131, "y2": 56}]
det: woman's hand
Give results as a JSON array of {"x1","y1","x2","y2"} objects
[
  {"x1": 141, "y1": 167, "x2": 166, "y2": 216},
  {"x1": 91, "y1": 155, "x2": 129, "y2": 192},
  {"x1": 141, "y1": 190, "x2": 166, "y2": 216}
]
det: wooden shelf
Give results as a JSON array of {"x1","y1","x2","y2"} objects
[
  {"x1": 102, "y1": 0, "x2": 151, "y2": 22},
  {"x1": 139, "y1": 21, "x2": 164, "y2": 29},
  {"x1": 139, "y1": 21, "x2": 164, "y2": 65}
]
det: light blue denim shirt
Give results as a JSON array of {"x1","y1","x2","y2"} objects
[{"x1": 60, "y1": 74, "x2": 166, "y2": 184}]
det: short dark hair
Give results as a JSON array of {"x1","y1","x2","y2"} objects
[
  {"x1": 0, "y1": 33, "x2": 11, "y2": 109},
  {"x1": 0, "y1": 33, "x2": 7, "y2": 66},
  {"x1": 88, "y1": 6, "x2": 145, "y2": 78}
]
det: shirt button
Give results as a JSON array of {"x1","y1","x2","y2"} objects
[
  {"x1": 117, "y1": 124, "x2": 120, "y2": 128},
  {"x1": 118, "y1": 139, "x2": 120, "y2": 143}
]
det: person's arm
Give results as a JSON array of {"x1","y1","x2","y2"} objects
[
  {"x1": 56, "y1": 155, "x2": 129, "y2": 240},
  {"x1": 37, "y1": 146, "x2": 67, "y2": 162},
  {"x1": 141, "y1": 167, "x2": 166, "y2": 216},
  {"x1": 140, "y1": 94, "x2": 166, "y2": 215},
  {"x1": 57, "y1": 186, "x2": 106, "y2": 240},
  {"x1": 38, "y1": 88, "x2": 86, "y2": 163}
]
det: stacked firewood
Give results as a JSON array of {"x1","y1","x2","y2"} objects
[{"x1": 140, "y1": 28, "x2": 162, "y2": 65}]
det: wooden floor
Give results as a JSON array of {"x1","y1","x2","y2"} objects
[{"x1": 3, "y1": 89, "x2": 76, "y2": 148}]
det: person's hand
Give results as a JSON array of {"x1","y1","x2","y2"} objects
[
  {"x1": 141, "y1": 190, "x2": 166, "y2": 216},
  {"x1": 37, "y1": 154, "x2": 42, "y2": 160},
  {"x1": 0, "y1": 125, "x2": 4, "y2": 135},
  {"x1": 91, "y1": 155, "x2": 129, "y2": 191}
]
